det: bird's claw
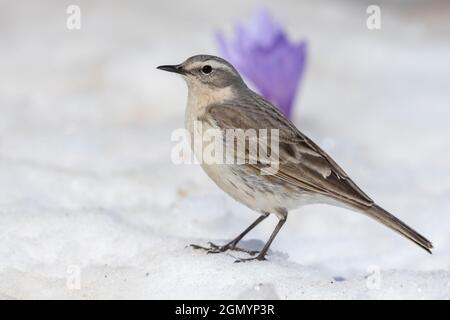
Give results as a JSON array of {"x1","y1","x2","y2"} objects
[
  {"x1": 189, "y1": 243, "x2": 222, "y2": 254},
  {"x1": 234, "y1": 255, "x2": 267, "y2": 263},
  {"x1": 189, "y1": 242, "x2": 259, "y2": 256}
]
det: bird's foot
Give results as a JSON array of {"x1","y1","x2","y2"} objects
[
  {"x1": 209, "y1": 242, "x2": 260, "y2": 256},
  {"x1": 189, "y1": 243, "x2": 220, "y2": 254},
  {"x1": 233, "y1": 254, "x2": 266, "y2": 263},
  {"x1": 189, "y1": 242, "x2": 259, "y2": 256}
]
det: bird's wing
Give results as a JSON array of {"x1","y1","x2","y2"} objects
[{"x1": 203, "y1": 94, "x2": 374, "y2": 208}]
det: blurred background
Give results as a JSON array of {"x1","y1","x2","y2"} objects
[{"x1": 0, "y1": 0, "x2": 449, "y2": 299}]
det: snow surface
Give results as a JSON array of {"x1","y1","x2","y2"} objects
[{"x1": 0, "y1": 0, "x2": 449, "y2": 299}]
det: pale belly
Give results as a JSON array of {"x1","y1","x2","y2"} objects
[{"x1": 199, "y1": 162, "x2": 324, "y2": 215}]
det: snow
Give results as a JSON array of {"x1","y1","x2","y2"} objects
[{"x1": 0, "y1": 0, "x2": 449, "y2": 299}]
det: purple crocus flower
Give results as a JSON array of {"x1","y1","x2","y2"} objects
[{"x1": 216, "y1": 9, "x2": 307, "y2": 119}]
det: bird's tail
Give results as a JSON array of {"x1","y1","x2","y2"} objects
[{"x1": 364, "y1": 204, "x2": 433, "y2": 253}]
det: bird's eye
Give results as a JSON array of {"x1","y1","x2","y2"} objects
[{"x1": 201, "y1": 65, "x2": 212, "y2": 74}]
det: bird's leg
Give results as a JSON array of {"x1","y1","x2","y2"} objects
[
  {"x1": 235, "y1": 214, "x2": 287, "y2": 263},
  {"x1": 190, "y1": 213, "x2": 269, "y2": 256}
]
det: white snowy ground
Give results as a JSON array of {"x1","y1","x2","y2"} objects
[{"x1": 0, "y1": 0, "x2": 449, "y2": 299}]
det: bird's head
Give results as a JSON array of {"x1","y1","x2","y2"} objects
[{"x1": 157, "y1": 55, "x2": 246, "y2": 93}]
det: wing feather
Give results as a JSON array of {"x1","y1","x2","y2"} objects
[{"x1": 204, "y1": 92, "x2": 374, "y2": 208}]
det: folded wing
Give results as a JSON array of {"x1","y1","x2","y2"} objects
[{"x1": 204, "y1": 93, "x2": 374, "y2": 209}]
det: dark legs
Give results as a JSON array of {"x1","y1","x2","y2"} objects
[
  {"x1": 235, "y1": 215, "x2": 287, "y2": 262},
  {"x1": 191, "y1": 210, "x2": 288, "y2": 262},
  {"x1": 190, "y1": 213, "x2": 269, "y2": 255}
]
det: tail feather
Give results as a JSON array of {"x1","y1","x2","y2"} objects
[{"x1": 365, "y1": 204, "x2": 433, "y2": 253}]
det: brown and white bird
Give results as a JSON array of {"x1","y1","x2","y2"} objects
[{"x1": 158, "y1": 54, "x2": 433, "y2": 262}]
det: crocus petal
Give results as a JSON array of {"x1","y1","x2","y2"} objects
[{"x1": 216, "y1": 9, "x2": 307, "y2": 119}]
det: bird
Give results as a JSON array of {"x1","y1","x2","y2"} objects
[{"x1": 157, "y1": 54, "x2": 433, "y2": 262}]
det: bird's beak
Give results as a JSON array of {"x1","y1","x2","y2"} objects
[{"x1": 156, "y1": 64, "x2": 185, "y2": 74}]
